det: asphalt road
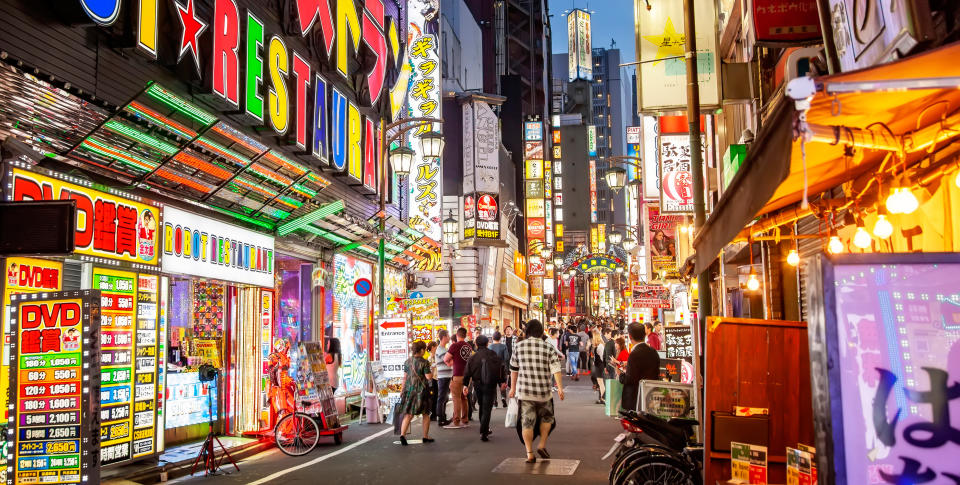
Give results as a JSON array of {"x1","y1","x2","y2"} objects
[{"x1": 165, "y1": 376, "x2": 621, "y2": 485}]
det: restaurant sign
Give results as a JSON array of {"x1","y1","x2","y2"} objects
[
  {"x1": 9, "y1": 290, "x2": 101, "y2": 485},
  {"x1": 8, "y1": 167, "x2": 160, "y2": 266},
  {"x1": 161, "y1": 206, "x2": 275, "y2": 287}
]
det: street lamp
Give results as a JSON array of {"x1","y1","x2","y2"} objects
[
  {"x1": 421, "y1": 131, "x2": 445, "y2": 159},
  {"x1": 442, "y1": 211, "x2": 458, "y2": 245},
  {"x1": 622, "y1": 234, "x2": 638, "y2": 251},
  {"x1": 388, "y1": 145, "x2": 415, "y2": 177},
  {"x1": 553, "y1": 255, "x2": 564, "y2": 267},
  {"x1": 604, "y1": 166, "x2": 627, "y2": 193},
  {"x1": 608, "y1": 231, "x2": 623, "y2": 246},
  {"x1": 540, "y1": 245, "x2": 552, "y2": 260}
]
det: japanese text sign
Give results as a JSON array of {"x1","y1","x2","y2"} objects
[
  {"x1": 658, "y1": 134, "x2": 701, "y2": 213},
  {"x1": 813, "y1": 257, "x2": 960, "y2": 484},
  {"x1": 632, "y1": 284, "x2": 672, "y2": 309},
  {"x1": 9, "y1": 167, "x2": 159, "y2": 265},
  {"x1": 9, "y1": 290, "x2": 100, "y2": 485}
]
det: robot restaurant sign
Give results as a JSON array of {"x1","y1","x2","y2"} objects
[{"x1": 78, "y1": 0, "x2": 402, "y2": 191}]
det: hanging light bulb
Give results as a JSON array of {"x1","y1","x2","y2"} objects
[
  {"x1": 787, "y1": 249, "x2": 800, "y2": 266},
  {"x1": 898, "y1": 186, "x2": 919, "y2": 214},
  {"x1": 828, "y1": 235, "x2": 844, "y2": 254},
  {"x1": 955, "y1": 169, "x2": 960, "y2": 188},
  {"x1": 746, "y1": 270, "x2": 761, "y2": 291},
  {"x1": 853, "y1": 219, "x2": 871, "y2": 249},
  {"x1": 886, "y1": 187, "x2": 905, "y2": 214},
  {"x1": 886, "y1": 176, "x2": 919, "y2": 215},
  {"x1": 873, "y1": 214, "x2": 893, "y2": 239}
]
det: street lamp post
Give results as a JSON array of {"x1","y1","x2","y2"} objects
[
  {"x1": 377, "y1": 117, "x2": 444, "y2": 317},
  {"x1": 442, "y1": 211, "x2": 458, "y2": 320}
]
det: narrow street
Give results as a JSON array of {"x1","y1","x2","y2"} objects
[{"x1": 169, "y1": 379, "x2": 619, "y2": 485}]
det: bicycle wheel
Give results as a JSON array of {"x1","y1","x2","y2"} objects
[
  {"x1": 614, "y1": 452, "x2": 697, "y2": 485},
  {"x1": 275, "y1": 412, "x2": 320, "y2": 456}
]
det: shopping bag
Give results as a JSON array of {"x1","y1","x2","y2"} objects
[
  {"x1": 605, "y1": 379, "x2": 623, "y2": 416},
  {"x1": 392, "y1": 402, "x2": 403, "y2": 435},
  {"x1": 504, "y1": 397, "x2": 518, "y2": 427}
]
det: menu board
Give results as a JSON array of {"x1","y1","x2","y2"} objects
[
  {"x1": 133, "y1": 275, "x2": 159, "y2": 458},
  {"x1": 93, "y1": 268, "x2": 137, "y2": 465},
  {"x1": 9, "y1": 290, "x2": 100, "y2": 485},
  {"x1": 663, "y1": 326, "x2": 693, "y2": 362},
  {"x1": 810, "y1": 255, "x2": 960, "y2": 485},
  {"x1": 639, "y1": 381, "x2": 694, "y2": 419}
]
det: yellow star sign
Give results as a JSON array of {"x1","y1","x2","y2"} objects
[{"x1": 643, "y1": 17, "x2": 685, "y2": 65}]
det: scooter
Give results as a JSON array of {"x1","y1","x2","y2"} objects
[{"x1": 605, "y1": 410, "x2": 703, "y2": 485}]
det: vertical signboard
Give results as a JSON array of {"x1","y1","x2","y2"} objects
[
  {"x1": 589, "y1": 159, "x2": 598, "y2": 223},
  {"x1": 3, "y1": 258, "x2": 63, "y2": 422},
  {"x1": 642, "y1": 115, "x2": 661, "y2": 200},
  {"x1": 407, "y1": 1, "x2": 443, "y2": 241},
  {"x1": 635, "y1": 0, "x2": 720, "y2": 109},
  {"x1": 646, "y1": 207, "x2": 683, "y2": 280},
  {"x1": 133, "y1": 275, "x2": 158, "y2": 458},
  {"x1": 463, "y1": 99, "x2": 502, "y2": 243},
  {"x1": 567, "y1": 9, "x2": 593, "y2": 81},
  {"x1": 9, "y1": 290, "x2": 100, "y2": 485},
  {"x1": 658, "y1": 132, "x2": 704, "y2": 214},
  {"x1": 809, "y1": 254, "x2": 960, "y2": 485},
  {"x1": 259, "y1": 289, "x2": 274, "y2": 428},
  {"x1": 376, "y1": 318, "x2": 408, "y2": 409},
  {"x1": 92, "y1": 268, "x2": 138, "y2": 465}
]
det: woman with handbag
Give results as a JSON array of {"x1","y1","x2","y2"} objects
[{"x1": 397, "y1": 340, "x2": 435, "y2": 445}]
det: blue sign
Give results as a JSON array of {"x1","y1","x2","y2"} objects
[
  {"x1": 79, "y1": 0, "x2": 122, "y2": 26},
  {"x1": 354, "y1": 278, "x2": 373, "y2": 297},
  {"x1": 409, "y1": 291, "x2": 424, "y2": 299}
]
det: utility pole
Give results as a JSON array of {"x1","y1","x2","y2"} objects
[{"x1": 683, "y1": 0, "x2": 712, "y2": 445}]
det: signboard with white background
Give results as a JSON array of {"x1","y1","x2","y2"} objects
[{"x1": 161, "y1": 206, "x2": 275, "y2": 287}]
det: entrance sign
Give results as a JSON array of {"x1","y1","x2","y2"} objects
[
  {"x1": 9, "y1": 290, "x2": 101, "y2": 485},
  {"x1": 376, "y1": 318, "x2": 408, "y2": 408},
  {"x1": 161, "y1": 206, "x2": 275, "y2": 287}
]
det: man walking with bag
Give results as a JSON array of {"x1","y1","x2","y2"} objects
[
  {"x1": 509, "y1": 320, "x2": 565, "y2": 463},
  {"x1": 463, "y1": 335, "x2": 505, "y2": 441}
]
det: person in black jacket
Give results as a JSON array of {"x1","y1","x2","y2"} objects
[
  {"x1": 462, "y1": 335, "x2": 505, "y2": 441},
  {"x1": 619, "y1": 322, "x2": 660, "y2": 411}
]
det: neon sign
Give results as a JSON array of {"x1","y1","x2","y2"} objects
[{"x1": 9, "y1": 290, "x2": 100, "y2": 485}]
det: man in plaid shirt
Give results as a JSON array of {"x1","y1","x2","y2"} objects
[{"x1": 509, "y1": 320, "x2": 565, "y2": 463}]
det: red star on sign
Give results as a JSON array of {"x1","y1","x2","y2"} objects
[{"x1": 176, "y1": 0, "x2": 207, "y2": 74}]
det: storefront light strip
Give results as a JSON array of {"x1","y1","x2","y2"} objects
[
  {"x1": 248, "y1": 163, "x2": 293, "y2": 185},
  {"x1": 267, "y1": 208, "x2": 290, "y2": 219},
  {"x1": 155, "y1": 168, "x2": 211, "y2": 193},
  {"x1": 264, "y1": 151, "x2": 308, "y2": 176},
  {"x1": 209, "y1": 206, "x2": 275, "y2": 230},
  {"x1": 276, "y1": 200, "x2": 346, "y2": 236},
  {"x1": 79, "y1": 139, "x2": 157, "y2": 171},
  {"x1": 104, "y1": 120, "x2": 179, "y2": 154},
  {"x1": 357, "y1": 245, "x2": 377, "y2": 255},
  {"x1": 385, "y1": 243, "x2": 405, "y2": 253},
  {"x1": 274, "y1": 197, "x2": 298, "y2": 209},
  {"x1": 196, "y1": 137, "x2": 252, "y2": 166},
  {"x1": 233, "y1": 177, "x2": 278, "y2": 197},
  {"x1": 210, "y1": 123, "x2": 268, "y2": 153},
  {"x1": 403, "y1": 228, "x2": 424, "y2": 239},
  {"x1": 126, "y1": 101, "x2": 198, "y2": 139},
  {"x1": 300, "y1": 225, "x2": 353, "y2": 245},
  {"x1": 173, "y1": 152, "x2": 232, "y2": 179},
  {"x1": 305, "y1": 172, "x2": 331, "y2": 188},
  {"x1": 278, "y1": 195, "x2": 303, "y2": 208},
  {"x1": 290, "y1": 184, "x2": 316, "y2": 199},
  {"x1": 145, "y1": 83, "x2": 218, "y2": 126},
  {"x1": 393, "y1": 234, "x2": 414, "y2": 245}
]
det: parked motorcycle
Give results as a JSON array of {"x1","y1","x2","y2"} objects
[{"x1": 605, "y1": 410, "x2": 703, "y2": 485}]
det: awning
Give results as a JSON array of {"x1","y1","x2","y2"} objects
[{"x1": 693, "y1": 41, "x2": 960, "y2": 273}]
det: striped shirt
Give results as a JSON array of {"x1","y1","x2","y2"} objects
[{"x1": 509, "y1": 337, "x2": 563, "y2": 402}]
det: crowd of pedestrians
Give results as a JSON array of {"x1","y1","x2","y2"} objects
[{"x1": 394, "y1": 315, "x2": 667, "y2": 463}]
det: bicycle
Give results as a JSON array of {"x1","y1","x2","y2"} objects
[{"x1": 274, "y1": 399, "x2": 323, "y2": 456}]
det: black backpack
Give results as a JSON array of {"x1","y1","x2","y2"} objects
[{"x1": 480, "y1": 352, "x2": 505, "y2": 386}]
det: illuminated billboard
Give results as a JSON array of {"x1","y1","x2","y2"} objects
[{"x1": 568, "y1": 9, "x2": 593, "y2": 81}]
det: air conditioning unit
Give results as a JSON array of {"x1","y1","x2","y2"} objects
[{"x1": 418, "y1": 274, "x2": 436, "y2": 288}]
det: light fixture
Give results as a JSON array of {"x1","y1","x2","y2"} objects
[
  {"x1": 568, "y1": 268, "x2": 576, "y2": 277},
  {"x1": 388, "y1": 146, "x2": 415, "y2": 177},
  {"x1": 616, "y1": 266, "x2": 624, "y2": 273},
  {"x1": 622, "y1": 235, "x2": 637, "y2": 251},
  {"x1": 827, "y1": 231, "x2": 845, "y2": 254},
  {"x1": 540, "y1": 246, "x2": 552, "y2": 259},
  {"x1": 746, "y1": 270, "x2": 761, "y2": 291},
  {"x1": 955, "y1": 169, "x2": 960, "y2": 189},
  {"x1": 553, "y1": 256, "x2": 564, "y2": 267},
  {"x1": 885, "y1": 176, "x2": 919, "y2": 215},
  {"x1": 853, "y1": 218, "x2": 871, "y2": 249},
  {"x1": 873, "y1": 208, "x2": 894, "y2": 239},
  {"x1": 608, "y1": 231, "x2": 623, "y2": 245},
  {"x1": 604, "y1": 166, "x2": 627, "y2": 192},
  {"x1": 442, "y1": 211, "x2": 458, "y2": 245},
  {"x1": 420, "y1": 131, "x2": 444, "y2": 159},
  {"x1": 787, "y1": 249, "x2": 800, "y2": 267}
]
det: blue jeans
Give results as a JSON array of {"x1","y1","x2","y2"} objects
[{"x1": 567, "y1": 351, "x2": 580, "y2": 375}]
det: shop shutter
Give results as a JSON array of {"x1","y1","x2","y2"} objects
[
  {"x1": 795, "y1": 216, "x2": 823, "y2": 322},
  {"x1": 62, "y1": 260, "x2": 83, "y2": 291}
]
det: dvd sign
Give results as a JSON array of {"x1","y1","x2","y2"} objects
[{"x1": 469, "y1": 193, "x2": 500, "y2": 240}]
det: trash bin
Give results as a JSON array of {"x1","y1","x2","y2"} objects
[{"x1": 364, "y1": 394, "x2": 381, "y2": 423}]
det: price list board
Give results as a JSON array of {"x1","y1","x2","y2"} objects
[
  {"x1": 92, "y1": 268, "x2": 136, "y2": 466},
  {"x1": 9, "y1": 290, "x2": 100, "y2": 485},
  {"x1": 133, "y1": 275, "x2": 159, "y2": 458}
]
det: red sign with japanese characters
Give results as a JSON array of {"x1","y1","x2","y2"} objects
[
  {"x1": 753, "y1": 0, "x2": 821, "y2": 44},
  {"x1": 9, "y1": 168, "x2": 160, "y2": 265}
]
